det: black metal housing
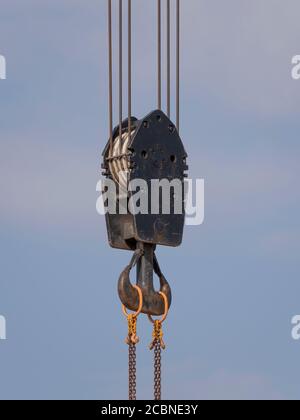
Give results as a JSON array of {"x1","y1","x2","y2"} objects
[{"x1": 102, "y1": 109, "x2": 188, "y2": 251}]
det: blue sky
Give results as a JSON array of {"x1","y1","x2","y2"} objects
[{"x1": 0, "y1": 0, "x2": 300, "y2": 399}]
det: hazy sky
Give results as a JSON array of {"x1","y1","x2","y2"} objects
[{"x1": 0, "y1": 0, "x2": 300, "y2": 400}]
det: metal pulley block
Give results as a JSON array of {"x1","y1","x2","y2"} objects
[{"x1": 102, "y1": 110, "x2": 188, "y2": 250}]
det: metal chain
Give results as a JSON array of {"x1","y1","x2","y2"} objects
[
  {"x1": 149, "y1": 319, "x2": 166, "y2": 401},
  {"x1": 129, "y1": 343, "x2": 137, "y2": 400},
  {"x1": 122, "y1": 285, "x2": 143, "y2": 401},
  {"x1": 126, "y1": 314, "x2": 139, "y2": 400},
  {"x1": 154, "y1": 339, "x2": 162, "y2": 400}
]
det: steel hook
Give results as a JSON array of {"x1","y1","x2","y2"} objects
[{"x1": 118, "y1": 243, "x2": 172, "y2": 316}]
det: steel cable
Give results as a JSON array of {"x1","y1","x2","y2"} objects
[
  {"x1": 157, "y1": 0, "x2": 162, "y2": 110},
  {"x1": 119, "y1": 0, "x2": 123, "y2": 155},
  {"x1": 128, "y1": 0, "x2": 132, "y2": 142},
  {"x1": 108, "y1": 0, "x2": 113, "y2": 156},
  {"x1": 167, "y1": 0, "x2": 171, "y2": 118},
  {"x1": 176, "y1": 0, "x2": 180, "y2": 132}
]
